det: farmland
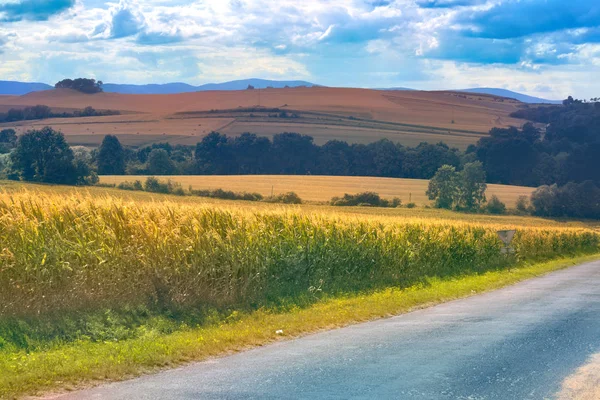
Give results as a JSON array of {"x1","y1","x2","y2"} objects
[
  {"x1": 0, "y1": 87, "x2": 526, "y2": 148},
  {"x1": 0, "y1": 182, "x2": 598, "y2": 398},
  {"x1": 100, "y1": 174, "x2": 536, "y2": 207}
]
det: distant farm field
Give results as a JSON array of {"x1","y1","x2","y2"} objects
[
  {"x1": 100, "y1": 175, "x2": 536, "y2": 207},
  {"x1": 0, "y1": 87, "x2": 526, "y2": 148}
]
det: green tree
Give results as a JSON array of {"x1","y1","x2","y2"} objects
[
  {"x1": 486, "y1": 195, "x2": 506, "y2": 215},
  {"x1": 10, "y1": 127, "x2": 81, "y2": 184},
  {"x1": 97, "y1": 135, "x2": 125, "y2": 175},
  {"x1": 0, "y1": 129, "x2": 17, "y2": 145},
  {"x1": 147, "y1": 149, "x2": 176, "y2": 175},
  {"x1": 427, "y1": 165, "x2": 459, "y2": 209},
  {"x1": 457, "y1": 161, "x2": 487, "y2": 210},
  {"x1": 195, "y1": 132, "x2": 235, "y2": 174}
]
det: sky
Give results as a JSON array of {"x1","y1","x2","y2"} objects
[{"x1": 0, "y1": 0, "x2": 599, "y2": 99}]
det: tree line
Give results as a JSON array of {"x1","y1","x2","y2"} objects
[
  {"x1": 96, "y1": 132, "x2": 463, "y2": 179},
  {"x1": 0, "y1": 105, "x2": 119, "y2": 123}
]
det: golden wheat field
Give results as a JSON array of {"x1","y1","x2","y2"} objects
[{"x1": 100, "y1": 175, "x2": 536, "y2": 208}]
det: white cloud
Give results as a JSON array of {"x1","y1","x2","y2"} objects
[{"x1": 0, "y1": 0, "x2": 597, "y2": 99}]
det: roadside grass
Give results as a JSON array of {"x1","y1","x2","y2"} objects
[{"x1": 2, "y1": 253, "x2": 599, "y2": 399}]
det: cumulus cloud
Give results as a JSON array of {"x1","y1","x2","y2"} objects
[
  {"x1": 0, "y1": 0, "x2": 75, "y2": 22},
  {"x1": 110, "y1": 5, "x2": 145, "y2": 38},
  {"x1": 1, "y1": 0, "x2": 600, "y2": 99},
  {"x1": 136, "y1": 29, "x2": 183, "y2": 45},
  {"x1": 454, "y1": 0, "x2": 600, "y2": 39}
]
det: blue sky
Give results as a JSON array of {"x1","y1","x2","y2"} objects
[{"x1": 0, "y1": 0, "x2": 599, "y2": 99}]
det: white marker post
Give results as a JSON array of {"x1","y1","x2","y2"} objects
[{"x1": 497, "y1": 230, "x2": 516, "y2": 255}]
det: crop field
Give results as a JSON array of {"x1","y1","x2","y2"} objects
[
  {"x1": 0, "y1": 182, "x2": 597, "y2": 319},
  {"x1": 0, "y1": 87, "x2": 526, "y2": 148},
  {"x1": 100, "y1": 175, "x2": 536, "y2": 207},
  {"x1": 1, "y1": 182, "x2": 597, "y2": 398}
]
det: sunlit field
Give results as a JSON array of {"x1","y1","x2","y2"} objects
[
  {"x1": 99, "y1": 174, "x2": 536, "y2": 207},
  {"x1": 0, "y1": 181, "x2": 598, "y2": 398},
  {"x1": 1, "y1": 181, "x2": 597, "y2": 319}
]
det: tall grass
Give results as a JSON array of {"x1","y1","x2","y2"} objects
[{"x1": 1, "y1": 190, "x2": 597, "y2": 322}]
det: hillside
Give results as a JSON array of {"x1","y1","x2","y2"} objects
[{"x1": 0, "y1": 87, "x2": 526, "y2": 148}]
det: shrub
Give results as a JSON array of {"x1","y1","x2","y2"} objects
[
  {"x1": 191, "y1": 188, "x2": 263, "y2": 201},
  {"x1": 271, "y1": 192, "x2": 303, "y2": 204},
  {"x1": 516, "y1": 195, "x2": 531, "y2": 214},
  {"x1": 144, "y1": 177, "x2": 170, "y2": 194},
  {"x1": 143, "y1": 177, "x2": 183, "y2": 195},
  {"x1": 331, "y1": 192, "x2": 383, "y2": 207},
  {"x1": 117, "y1": 180, "x2": 143, "y2": 191},
  {"x1": 486, "y1": 195, "x2": 506, "y2": 215},
  {"x1": 406, "y1": 202, "x2": 417, "y2": 209},
  {"x1": 331, "y1": 192, "x2": 400, "y2": 208}
]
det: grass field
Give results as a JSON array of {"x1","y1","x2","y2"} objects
[
  {"x1": 100, "y1": 175, "x2": 536, "y2": 207},
  {"x1": 0, "y1": 87, "x2": 525, "y2": 148},
  {"x1": 0, "y1": 181, "x2": 597, "y2": 398}
]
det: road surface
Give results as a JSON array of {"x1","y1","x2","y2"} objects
[{"x1": 56, "y1": 260, "x2": 600, "y2": 399}]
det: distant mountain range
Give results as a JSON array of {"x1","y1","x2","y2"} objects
[
  {"x1": 0, "y1": 79, "x2": 561, "y2": 104},
  {"x1": 0, "y1": 80, "x2": 53, "y2": 95},
  {"x1": 102, "y1": 79, "x2": 317, "y2": 94}
]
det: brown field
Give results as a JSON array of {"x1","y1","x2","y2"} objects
[
  {"x1": 99, "y1": 175, "x2": 535, "y2": 207},
  {"x1": 0, "y1": 87, "x2": 526, "y2": 148}
]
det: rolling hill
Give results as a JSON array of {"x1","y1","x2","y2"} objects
[
  {"x1": 0, "y1": 86, "x2": 526, "y2": 149},
  {"x1": 0, "y1": 80, "x2": 560, "y2": 104}
]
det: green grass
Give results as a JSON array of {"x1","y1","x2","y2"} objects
[{"x1": 1, "y1": 253, "x2": 599, "y2": 399}]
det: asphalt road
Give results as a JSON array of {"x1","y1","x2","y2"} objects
[{"x1": 57, "y1": 260, "x2": 600, "y2": 400}]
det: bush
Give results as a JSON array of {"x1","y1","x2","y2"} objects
[
  {"x1": 191, "y1": 188, "x2": 263, "y2": 201},
  {"x1": 271, "y1": 192, "x2": 302, "y2": 204},
  {"x1": 486, "y1": 195, "x2": 506, "y2": 215},
  {"x1": 531, "y1": 181, "x2": 600, "y2": 219},
  {"x1": 331, "y1": 192, "x2": 399, "y2": 208},
  {"x1": 143, "y1": 177, "x2": 183, "y2": 195},
  {"x1": 516, "y1": 195, "x2": 531, "y2": 214},
  {"x1": 117, "y1": 180, "x2": 143, "y2": 191},
  {"x1": 406, "y1": 202, "x2": 417, "y2": 209}
]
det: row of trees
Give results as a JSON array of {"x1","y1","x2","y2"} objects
[
  {"x1": 480, "y1": 100, "x2": 600, "y2": 187},
  {"x1": 96, "y1": 132, "x2": 464, "y2": 179},
  {"x1": 531, "y1": 181, "x2": 600, "y2": 219},
  {"x1": 0, "y1": 105, "x2": 119, "y2": 123}
]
